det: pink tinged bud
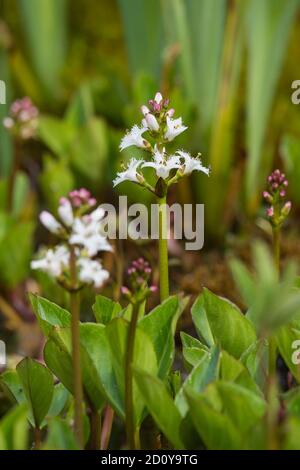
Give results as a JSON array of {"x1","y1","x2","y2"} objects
[
  {"x1": 272, "y1": 183, "x2": 278, "y2": 190},
  {"x1": 58, "y1": 198, "x2": 73, "y2": 227},
  {"x1": 163, "y1": 98, "x2": 170, "y2": 108},
  {"x1": 3, "y1": 117, "x2": 14, "y2": 129},
  {"x1": 150, "y1": 285, "x2": 158, "y2": 293},
  {"x1": 141, "y1": 105, "x2": 149, "y2": 116},
  {"x1": 279, "y1": 190, "x2": 286, "y2": 198},
  {"x1": 283, "y1": 180, "x2": 288, "y2": 187},
  {"x1": 166, "y1": 108, "x2": 175, "y2": 117},
  {"x1": 145, "y1": 113, "x2": 159, "y2": 132},
  {"x1": 266, "y1": 207, "x2": 274, "y2": 218},
  {"x1": 154, "y1": 92, "x2": 163, "y2": 104},
  {"x1": 88, "y1": 197, "x2": 97, "y2": 207},
  {"x1": 40, "y1": 211, "x2": 62, "y2": 234},
  {"x1": 121, "y1": 286, "x2": 130, "y2": 296},
  {"x1": 78, "y1": 188, "x2": 91, "y2": 199},
  {"x1": 152, "y1": 102, "x2": 161, "y2": 113},
  {"x1": 282, "y1": 201, "x2": 291, "y2": 217}
]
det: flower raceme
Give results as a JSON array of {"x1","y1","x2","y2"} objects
[
  {"x1": 31, "y1": 189, "x2": 112, "y2": 289},
  {"x1": 114, "y1": 92, "x2": 209, "y2": 192},
  {"x1": 3, "y1": 96, "x2": 39, "y2": 140},
  {"x1": 121, "y1": 258, "x2": 157, "y2": 304},
  {"x1": 263, "y1": 169, "x2": 291, "y2": 227}
]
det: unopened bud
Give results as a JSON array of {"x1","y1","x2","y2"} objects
[{"x1": 145, "y1": 113, "x2": 160, "y2": 132}]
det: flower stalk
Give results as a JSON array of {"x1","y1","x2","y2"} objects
[
  {"x1": 158, "y1": 195, "x2": 169, "y2": 301},
  {"x1": 115, "y1": 92, "x2": 209, "y2": 303},
  {"x1": 263, "y1": 169, "x2": 291, "y2": 379},
  {"x1": 69, "y1": 245, "x2": 84, "y2": 448},
  {"x1": 122, "y1": 258, "x2": 156, "y2": 449},
  {"x1": 124, "y1": 300, "x2": 141, "y2": 450}
]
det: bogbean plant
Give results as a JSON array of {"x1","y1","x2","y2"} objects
[{"x1": 1, "y1": 94, "x2": 300, "y2": 451}]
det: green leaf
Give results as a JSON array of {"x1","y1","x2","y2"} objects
[
  {"x1": 104, "y1": 318, "x2": 158, "y2": 425},
  {"x1": 44, "y1": 339, "x2": 73, "y2": 393},
  {"x1": 30, "y1": 294, "x2": 71, "y2": 336},
  {"x1": 45, "y1": 325, "x2": 106, "y2": 411},
  {"x1": 245, "y1": 0, "x2": 300, "y2": 208},
  {"x1": 276, "y1": 325, "x2": 300, "y2": 383},
  {"x1": 16, "y1": 358, "x2": 54, "y2": 428},
  {"x1": 0, "y1": 370, "x2": 26, "y2": 405},
  {"x1": 39, "y1": 155, "x2": 75, "y2": 212},
  {"x1": 215, "y1": 381, "x2": 266, "y2": 434},
  {"x1": 281, "y1": 135, "x2": 300, "y2": 204},
  {"x1": 192, "y1": 288, "x2": 256, "y2": 358},
  {"x1": 38, "y1": 117, "x2": 76, "y2": 157},
  {"x1": 47, "y1": 383, "x2": 70, "y2": 418},
  {"x1": 92, "y1": 295, "x2": 122, "y2": 325},
  {"x1": 283, "y1": 387, "x2": 300, "y2": 418},
  {"x1": 0, "y1": 404, "x2": 29, "y2": 450},
  {"x1": 134, "y1": 369, "x2": 185, "y2": 449},
  {"x1": 180, "y1": 331, "x2": 206, "y2": 350},
  {"x1": 118, "y1": 0, "x2": 164, "y2": 79},
  {"x1": 19, "y1": 0, "x2": 68, "y2": 98},
  {"x1": 0, "y1": 220, "x2": 34, "y2": 288},
  {"x1": 183, "y1": 347, "x2": 208, "y2": 369},
  {"x1": 175, "y1": 346, "x2": 220, "y2": 416},
  {"x1": 70, "y1": 118, "x2": 108, "y2": 182},
  {"x1": 139, "y1": 296, "x2": 185, "y2": 378},
  {"x1": 185, "y1": 387, "x2": 240, "y2": 450},
  {"x1": 240, "y1": 339, "x2": 269, "y2": 391}
]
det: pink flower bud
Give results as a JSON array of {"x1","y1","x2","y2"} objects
[
  {"x1": 166, "y1": 108, "x2": 175, "y2": 118},
  {"x1": 121, "y1": 286, "x2": 130, "y2": 296},
  {"x1": 266, "y1": 207, "x2": 274, "y2": 218}
]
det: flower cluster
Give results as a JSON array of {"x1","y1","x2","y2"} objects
[
  {"x1": 3, "y1": 97, "x2": 39, "y2": 140},
  {"x1": 121, "y1": 258, "x2": 157, "y2": 304},
  {"x1": 263, "y1": 169, "x2": 291, "y2": 227},
  {"x1": 114, "y1": 92, "x2": 209, "y2": 191},
  {"x1": 31, "y1": 189, "x2": 112, "y2": 289}
]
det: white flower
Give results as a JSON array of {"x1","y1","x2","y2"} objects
[
  {"x1": 40, "y1": 211, "x2": 63, "y2": 235},
  {"x1": 77, "y1": 257, "x2": 109, "y2": 288},
  {"x1": 113, "y1": 158, "x2": 143, "y2": 187},
  {"x1": 141, "y1": 105, "x2": 150, "y2": 116},
  {"x1": 120, "y1": 124, "x2": 148, "y2": 151},
  {"x1": 145, "y1": 113, "x2": 159, "y2": 132},
  {"x1": 164, "y1": 116, "x2": 187, "y2": 141},
  {"x1": 3, "y1": 117, "x2": 14, "y2": 129},
  {"x1": 142, "y1": 147, "x2": 180, "y2": 179},
  {"x1": 70, "y1": 215, "x2": 112, "y2": 257},
  {"x1": 177, "y1": 150, "x2": 210, "y2": 176},
  {"x1": 58, "y1": 198, "x2": 74, "y2": 227},
  {"x1": 31, "y1": 245, "x2": 69, "y2": 278},
  {"x1": 154, "y1": 92, "x2": 163, "y2": 104}
]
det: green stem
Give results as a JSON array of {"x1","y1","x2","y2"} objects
[
  {"x1": 125, "y1": 302, "x2": 140, "y2": 450},
  {"x1": 273, "y1": 226, "x2": 280, "y2": 276},
  {"x1": 268, "y1": 226, "x2": 281, "y2": 378},
  {"x1": 158, "y1": 195, "x2": 169, "y2": 302},
  {"x1": 69, "y1": 246, "x2": 84, "y2": 448}
]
